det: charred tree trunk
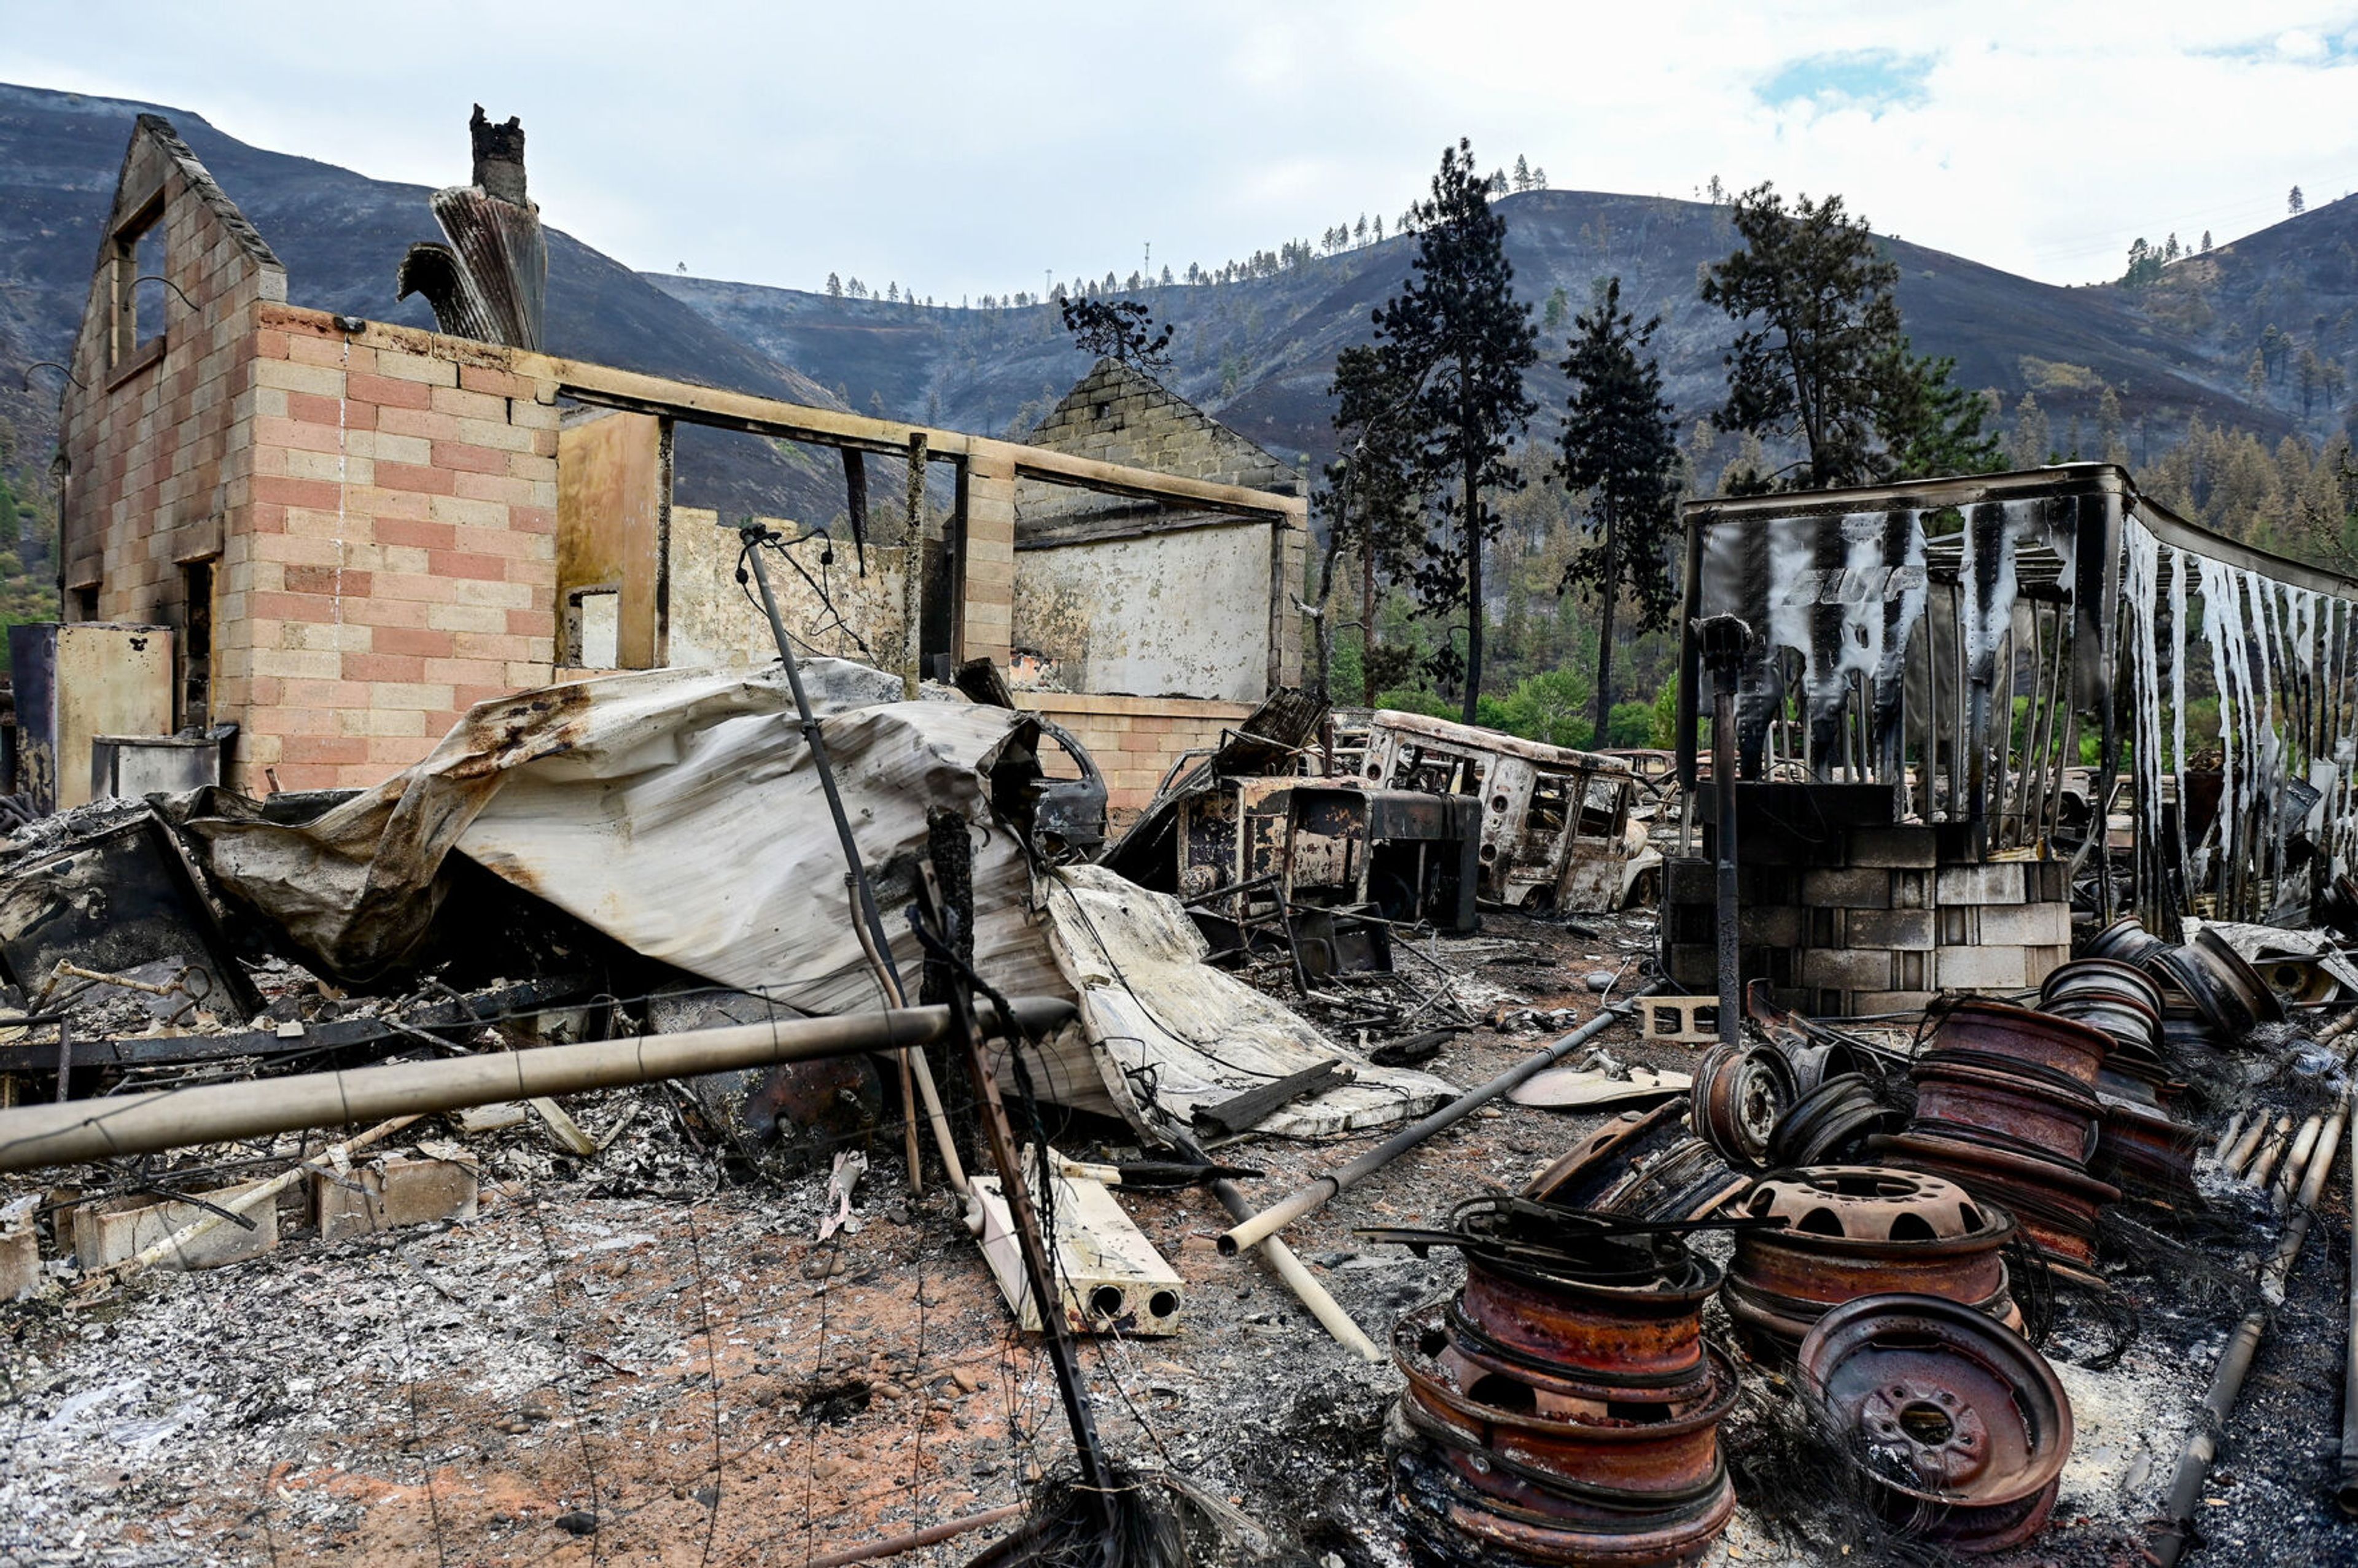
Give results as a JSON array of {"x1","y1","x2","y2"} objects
[
  {"x1": 1592, "y1": 513, "x2": 1619, "y2": 744},
  {"x1": 1461, "y1": 454, "x2": 1483, "y2": 725}
]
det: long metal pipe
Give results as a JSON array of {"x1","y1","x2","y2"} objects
[
  {"x1": 0, "y1": 999, "x2": 1072, "y2": 1174},
  {"x1": 2150, "y1": 1093, "x2": 2344, "y2": 1566},
  {"x1": 1169, "y1": 1128, "x2": 1381, "y2": 1362},
  {"x1": 1216, "y1": 984, "x2": 1662, "y2": 1256}
]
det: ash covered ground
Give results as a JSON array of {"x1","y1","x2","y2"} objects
[{"x1": 0, "y1": 910, "x2": 2351, "y2": 1567}]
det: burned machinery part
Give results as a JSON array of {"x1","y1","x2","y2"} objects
[
  {"x1": 1695, "y1": 613, "x2": 1754, "y2": 1054},
  {"x1": 1357, "y1": 708, "x2": 1649, "y2": 914},
  {"x1": 1372, "y1": 1199, "x2": 1740, "y2": 1566},
  {"x1": 0, "y1": 998, "x2": 1073, "y2": 1173},
  {"x1": 1798, "y1": 1292, "x2": 2074, "y2": 1555},
  {"x1": 0, "y1": 806, "x2": 262, "y2": 1023},
  {"x1": 1215, "y1": 984, "x2": 1665, "y2": 1256}
]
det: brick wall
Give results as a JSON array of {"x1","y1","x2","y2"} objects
[
  {"x1": 58, "y1": 116, "x2": 287, "y2": 665},
  {"x1": 217, "y1": 308, "x2": 560, "y2": 791},
  {"x1": 1011, "y1": 691, "x2": 1255, "y2": 820}
]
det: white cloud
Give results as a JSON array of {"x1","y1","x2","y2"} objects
[{"x1": 1, "y1": 1, "x2": 2354, "y2": 297}]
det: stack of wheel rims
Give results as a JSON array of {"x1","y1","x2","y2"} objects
[
  {"x1": 1869, "y1": 999, "x2": 2120, "y2": 1285},
  {"x1": 1387, "y1": 1200, "x2": 1740, "y2": 1567}
]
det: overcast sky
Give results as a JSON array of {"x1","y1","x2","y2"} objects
[{"x1": 6, "y1": 2, "x2": 2356, "y2": 301}]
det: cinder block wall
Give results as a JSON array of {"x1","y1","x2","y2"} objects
[
  {"x1": 219, "y1": 308, "x2": 560, "y2": 791},
  {"x1": 1013, "y1": 691, "x2": 1255, "y2": 821},
  {"x1": 1663, "y1": 820, "x2": 2071, "y2": 1015}
]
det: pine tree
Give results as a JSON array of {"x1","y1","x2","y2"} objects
[
  {"x1": 2006, "y1": 392, "x2": 2050, "y2": 469},
  {"x1": 2097, "y1": 384, "x2": 2126, "y2": 464},
  {"x1": 1702, "y1": 183, "x2": 1989, "y2": 489},
  {"x1": 826, "y1": 272, "x2": 842, "y2": 298},
  {"x1": 1513, "y1": 154, "x2": 1533, "y2": 192},
  {"x1": 1558, "y1": 277, "x2": 1681, "y2": 740},
  {"x1": 2202, "y1": 230, "x2": 2214, "y2": 252},
  {"x1": 2291, "y1": 186, "x2": 2308, "y2": 215},
  {"x1": 1369, "y1": 138, "x2": 1540, "y2": 716},
  {"x1": 1315, "y1": 344, "x2": 1430, "y2": 703}
]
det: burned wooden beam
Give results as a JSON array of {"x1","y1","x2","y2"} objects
[{"x1": 0, "y1": 974, "x2": 590, "y2": 1075}]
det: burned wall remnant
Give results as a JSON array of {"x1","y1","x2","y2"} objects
[
  {"x1": 1673, "y1": 465, "x2": 2358, "y2": 982},
  {"x1": 1015, "y1": 357, "x2": 1306, "y2": 704},
  {"x1": 52, "y1": 115, "x2": 1306, "y2": 806}
]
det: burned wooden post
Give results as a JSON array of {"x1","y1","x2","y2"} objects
[
  {"x1": 916, "y1": 863, "x2": 1115, "y2": 1531},
  {"x1": 902, "y1": 432, "x2": 927, "y2": 698}
]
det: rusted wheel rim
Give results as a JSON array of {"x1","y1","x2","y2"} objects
[
  {"x1": 2084, "y1": 915, "x2": 2168, "y2": 967},
  {"x1": 1391, "y1": 1408, "x2": 1740, "y2": 1568},
  {"x1": 1523, "y1": 1100, "x2": 1692, "y2": 1206},
  {"x1": 1770, "y1": 1074, "x2": 1902, "y2": 1166},
  {"x1": 1868, "y1": 1130, "x2": 2118, "y2": 1261},
  {"x1": 1928, "y1": 999, "x2": 2112, "y2": 1088},
  {"x1": 1724, "y1": 1168, "x2": 2018, "y2": 1351},
  {"x1": 2189, "y1": 926, "x2": 2285, "y2": 1025},
  {"x1": 1692, "y1": 1043, "x2": 1795, "y2": 1167},
  {"x1": 1909, "y1": 1054, "x2": 2103, "y2": 1166},
  {"x1": 1597, "y1": 1138, "x2": 1753, "y2": 1223},
  {"x1": 1799, "y1": 1292, "x2": 2072, "y2": 1554}
]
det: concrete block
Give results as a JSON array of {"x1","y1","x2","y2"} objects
[
  {"x1": 1848, "y1": 826, "x2": 1938, "y2": 867},
  {"x1": 1665, "y1": 858, "x2": 1714, "y2": 904},
  {"x1": 1738, "y1": 904, "x2": 1802, "y2": 946},
  {"x1": 1891, "y1": 869, "x2": 1931, "y2": 909},
  {"x1": 1975, "y1": 902, "x2": 2072, "y2": 946},
  {"x1": 1844, "y1": 908, "x2": 1936, "y2": 950},
  {"x1": 313, "y1": 1154, "x2": 480, "y2": 1241},
  {"x1": 0, "y1": 1227, "x2": 38, "y2": 1300},
  {"x1": 1798, "y1": 947, "x2": 1896, "y2": 990},
  {"x1": 1935, "y1": 863, "x2": 2032, "y2": 906},
  {"x1": 2023, "y1": 944, "x2": 2069, "y2": 987},
  {"x1": 1665, "y1": 944, "x2": 1717, "y2": 988},
  {"x1": 1800, "y1": 867, "x2": 1893, "y2": 909},
  {"x1": 1851, "y1": 991, "x2": 1938, "y2": 1015},
  {"x1": 72, "y1": 1182, "x2": 280, "y2": 1271},
  {"x1": 1932, "y1": 945, "x2": 2031, "y2": 990}
]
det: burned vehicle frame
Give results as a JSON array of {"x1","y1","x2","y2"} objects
[{"x1": 1356, "y1": 709, "x2": 1646, "y2": 913}]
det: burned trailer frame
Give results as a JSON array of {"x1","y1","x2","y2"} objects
[
  {"x1": 1358, "y1": 710, "x2": 1642, "y2": 912},
  {"x1": 1673, "y1": 462, "x2": 2358, "y2": 936}
]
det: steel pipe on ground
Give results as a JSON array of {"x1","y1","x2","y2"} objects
[
  {"x1": 0, "y1": 999, "x2": 1074, "y2": 1173},
  {"x1": 1216, "y1": 984, "x2": 1663, "y2": 1256},
  {"x1": 2150, "y1": 1087, "x2": 2348, "y2": 1566}
]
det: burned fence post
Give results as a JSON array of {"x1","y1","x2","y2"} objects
[
  {"x1": 1696, "y1": 613, "x2": 1754, "y2": 1052},
  {"x1": 916, "y1": 862, "x2": 1116, "y2": 1531},
  {"x1": 735, "y1": 522, "x2": 968, "y2": 1193}
]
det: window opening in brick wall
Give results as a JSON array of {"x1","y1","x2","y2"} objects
[
  {"x1": 71, "y1": 586, "x2": 98, "y2": 623},
  {"x1": 566, "y1": 585, "x2": 620, "y2": 669},
  {"x1": 109, "y1": 195, "x2": 168, "y2": 370},
  {"x1": 181, "y1": 559, "x2": 214, "y2": 731}
]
